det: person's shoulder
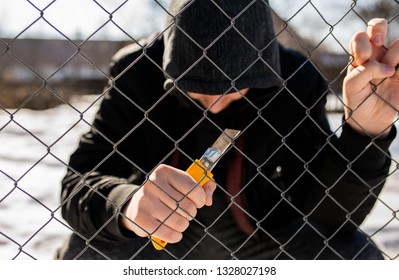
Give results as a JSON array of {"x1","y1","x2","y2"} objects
[{"x1": 110, "y1": 33, "x2": 164, "y2": 75}]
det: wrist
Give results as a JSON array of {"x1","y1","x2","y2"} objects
[
  {"x1": 344, "y1": 109, "x2": 393, "y2": 139},
  {"x1": 346, "y1": 118, "x2": 391, "y2": 139}
]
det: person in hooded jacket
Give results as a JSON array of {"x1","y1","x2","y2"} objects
[{"x1": 57, "y1": 0, "x2": 399, "y2": 260}]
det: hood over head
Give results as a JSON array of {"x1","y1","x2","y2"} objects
[{"x1": 162, "y1": 0, "x2": 282, "y2": 95}]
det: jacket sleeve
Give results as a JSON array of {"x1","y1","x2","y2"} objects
[
  {"x1": 61, "y1": 81, "x2": 143, "y2": 242},
  {"x1": 61, "y1": 43, "x2": 154, "y2": 242},
  {"x1": 303, "y1": 64, "x2": 396, "y2": 232}
]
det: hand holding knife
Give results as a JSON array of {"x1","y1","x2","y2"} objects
[{"x1": 151, "y1": 128, "x2": 240, "y2": 250}]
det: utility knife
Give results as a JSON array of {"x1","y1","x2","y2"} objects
[{"x1": 151, "y1": 128, "x2": 241, "y2": 250}]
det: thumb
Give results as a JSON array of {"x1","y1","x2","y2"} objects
[{"x1": 202, "y1": 180, "x2": 217, "y2": 206}]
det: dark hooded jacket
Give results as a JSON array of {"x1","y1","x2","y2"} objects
[{"x1": 60, "y1": 0, "x2": 395, "y2": 248}]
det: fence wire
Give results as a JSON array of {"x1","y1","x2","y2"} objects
[{"x1": 0, "y1": 0, "x2": 399, "y2": 260}]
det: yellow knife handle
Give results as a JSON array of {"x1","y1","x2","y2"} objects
[
  {"x1": 185, "y1": 159, "x2": 214, "y2": 187},
  {"x1": 151, "y1": 160, "x2": 214, "y2": 250}
]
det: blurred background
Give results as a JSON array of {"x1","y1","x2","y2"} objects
[
  {"x1": 0, "y1": 0, "x2": 398, "y2": 259},
  {"x1": 1, "y1": 0, "x2": 399, "y2": 110}
]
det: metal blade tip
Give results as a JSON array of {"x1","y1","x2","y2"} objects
[
  {"x1": 199, "y1": 128, "x2": 240, "y2": 168},
  {"x1": 223, "y1": 128, "x2": 240, "y2": 140}
]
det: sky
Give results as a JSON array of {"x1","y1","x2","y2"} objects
[
  {"x1": 0, "y1": 0, "x2": 394, "y2": 53},
  {"x1": 0, "y1": 0, "x2": 169, "y2": 40}
]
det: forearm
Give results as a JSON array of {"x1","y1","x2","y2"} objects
[{"x1": 305, "y1": 123, "x2": 395, "y2": 232}]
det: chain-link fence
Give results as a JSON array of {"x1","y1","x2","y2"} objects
[{"x1": 0, "y1": 0, "x2": 399, "y2": 260}]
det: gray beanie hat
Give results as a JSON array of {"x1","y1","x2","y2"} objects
[{"x1": 162, "y1": 0, "x2": 282, "y2": 95}]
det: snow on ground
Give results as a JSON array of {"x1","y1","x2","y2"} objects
[
  {"x1": 0, "y1": 95, "x2": 101, "y2": 260},
  {"x1": 0, "y1": 97, "x2": 398, "y2": 260}
]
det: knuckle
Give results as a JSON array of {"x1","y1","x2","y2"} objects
[
  {"x1": 152, "y1": 164, "x2": 170, "y2": 178},
  {"x1": 136, "y1": 189, "x2": 154, "y2": 209},
  {"x1": 141, "y1": 182, "x2": 155, "y2": 196},
  {"x1": 133, "y1": 216, "x2": 153, "y2": 236}
]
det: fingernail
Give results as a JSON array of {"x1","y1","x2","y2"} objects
[
  {"x1": 373, "y1": 34, "x2": 383, "y2": 46},
  {"x1": 384, "y1": 64, "x2": 395, "y2": 74}
]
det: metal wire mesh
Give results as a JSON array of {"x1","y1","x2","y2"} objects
[{"x1": 0, "y1": 0, "x2": 398, "y2": 260}]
